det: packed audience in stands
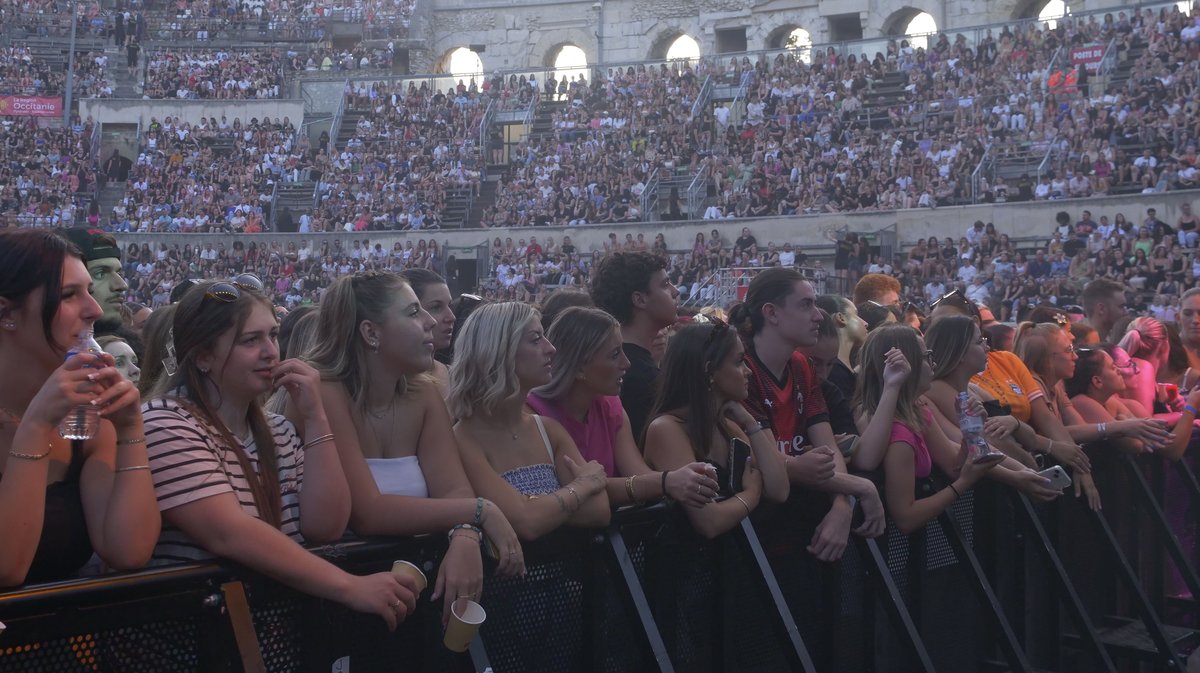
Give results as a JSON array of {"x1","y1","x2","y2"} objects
[
  {"x1": 0, "y1": 119, "x2": 98, "y2": 228},
  {"x1": 141, "y1": 48, "x2": 284, "y2": 99},
  {"x1": 110, "y1": 114, "x2": 308, "y2": 233},
  {"x1": 0, "y1": 45, "x2": 112, "y2": 98}
]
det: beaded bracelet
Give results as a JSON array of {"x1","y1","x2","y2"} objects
[
  {"x1": 116, "y1": 437, "x2": 146, "y2": 446},
  {"x1": 473, "y1": 497, "x2": 484, "y2": 527},
  {"x1": 447, "y1": 523, "x2": 483, "y2": 544}
]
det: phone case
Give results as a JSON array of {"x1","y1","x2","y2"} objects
[
  {"x1": 1038, "y1": 466, "x2": 1072, "y2": 491},
  {"x1": 729, "y1": 438, "x2": 750, "y2": 494}
]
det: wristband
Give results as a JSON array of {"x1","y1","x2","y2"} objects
[
  {"x1": 1186, "y1": 405, "x2": 1199, "y2": 416},
  {"x1": 1097, "y1": 423, "x2": 1107, "y2": 440},
  {"x1": 744, "y1": 421, "x2": 765, "y2": 437}
]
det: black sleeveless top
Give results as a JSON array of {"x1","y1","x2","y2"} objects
[{"x1": 21, "y1": 439, "x2": 93, "y2": 584}]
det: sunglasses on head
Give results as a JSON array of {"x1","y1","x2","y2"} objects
[
  {"x1": 204, "y1": 274, "x2": 264, "y2": 303},
  {"x1": 931, "y1": 289, "x2": 980, "y2": 320},
  {"x1": 697, "y1": 315, "x2": 730, "y2": 351}
]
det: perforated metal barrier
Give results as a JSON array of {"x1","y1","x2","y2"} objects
[{"x1": 2, "y1": 471, "x2": 1198, "y2": 673}]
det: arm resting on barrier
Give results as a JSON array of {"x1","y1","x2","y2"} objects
[
  {"x1": 645, "y1": 416, "x2": 762, "y2": 539},
  {"x1": 81, "y1": 417, "x2": 162, "y2": 572},
  {"x1": 610, "y1": 408, "x2": 720, "y2": 507},
  {"x1": 884, "y1": 439, "x2": 991, "y2": 536},
  {"x1": 456, "y1": 419, "x2": 610, "y2": 541},
  {"x1": 163, "y1": 490, "x2": 419, "y2": 631}
]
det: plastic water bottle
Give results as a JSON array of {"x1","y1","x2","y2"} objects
[
  {"x1": 58, "y1": 328, "x2": 102, "y2": 440},
  {"x1": 958, "y1": 392, "x2": 1003, "y2": 465}
]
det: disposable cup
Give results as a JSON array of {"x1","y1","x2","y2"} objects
[
  {"x1": 443, "y1": 598, "x2": 486, "y2": 652},
  {"x1": 391, "y1": 560, "x2": 428, "y2": 594}
]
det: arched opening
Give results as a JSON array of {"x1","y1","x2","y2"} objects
[
  {"x1": 437, "y1": 47, "x2": 483, "y2": 79},
  {"x1": 903, "y1": 12, "x2": 937, "y2": 51},
  {"x1": 1038, "y1": 0, "x2": 1067, "y2": 29},
  {"x1": 785, "y1": 27, "x2": 812, "y2": 63},
  {"x1": 550, "y1": 44, "x2": 588, "y2": 95},
  {"x1": 666, "y1": 34, "x2": 701, "y2": 62}
]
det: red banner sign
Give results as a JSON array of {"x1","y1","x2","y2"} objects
[
  {"x1": 0, "y1": 95, "x2": 62, "y2": 117},
  {"x1": 1070, "y1": 44, "x2": 1104, "y2": 74}
]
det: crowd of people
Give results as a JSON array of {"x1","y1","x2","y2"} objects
[
  {"x1": 9, "y1": 222, "x2": 1199, "y2": 671},
  {"x1": 110, "y1": 114, "x2": 306, "y2": 234},
  {"x1": 0, "y1": 118, "x2": 99, "y2": 229},
  {"x1": 306, "y1": 78, "x2": 492, "y2": 233},
  {"x1": 0, "y1": 45, "x2": 112, "y2": 98},
  {"x1": 141, "y1": 48, "x2": 285, "y2": 99}
]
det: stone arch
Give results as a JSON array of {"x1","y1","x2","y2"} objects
[
  {"x1": 433, "y1": 46, "x2": 484, "y2": 75},
  {"x1": 530, "y1": 28, "x2": 596, "y2": 69},
  {"x1": 765, "y1": 24, "x2": 801, "y2": 49},
  {"x1": 880, "y1": 7, "x2": 930, "y2": 36},
  {"x1": 647, "y1": 27, "x2": 693, "y2": 60},
  {"x1": 1010, "y1": 0, "x2": 1050, "y2": 19}
]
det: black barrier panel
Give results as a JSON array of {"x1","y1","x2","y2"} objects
[{"x1": 752, "y1": 491, "x2": 865, "y2": 673}]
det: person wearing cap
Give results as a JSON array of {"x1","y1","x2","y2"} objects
[{"x1": 63, "y1": 227, "x2": 128, "y2": 335}]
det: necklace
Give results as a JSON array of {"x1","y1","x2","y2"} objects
[{"x1": 367, "y1": 402, "x2": 398, "y2": 452}]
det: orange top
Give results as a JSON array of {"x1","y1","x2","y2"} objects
[{"x1": 971, "y1": 349, "x2": 1043, "y2": 423}]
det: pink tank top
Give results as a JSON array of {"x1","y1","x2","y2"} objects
[
  {"x1": 526, "y1": 394, "x2": 624, "y2": 477},
  {"x1": 889, "y1": 413, "x2": 933, "y2": 479}
]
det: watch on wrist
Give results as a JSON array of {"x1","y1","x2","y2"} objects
[{"x1": 744, "y1": 421, "x2": 766, "y2": 436}]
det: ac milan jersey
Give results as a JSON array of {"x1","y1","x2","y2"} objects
[{"x1": 742, "y1": 349, "x2": 829, "y2": 456}]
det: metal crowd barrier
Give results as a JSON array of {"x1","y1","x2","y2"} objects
[{"x1": 2, "y1": 459, "x2": 1199, "y2": 672}]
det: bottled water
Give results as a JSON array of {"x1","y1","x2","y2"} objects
[
  {"x1": 58, "y1": 329, "x2": 102, "y2": 440},
  {"x1": 957, "y1": 392, "x2": 1004, "y2": 465}
]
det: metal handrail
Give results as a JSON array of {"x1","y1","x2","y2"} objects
[
  {"x1": 690, "y1": 75, "x2": 712, "y2": 122},
  {"x1": 1098, "y1": 35, "x2": 1120, "y2": 77},
  {"x1": 686, "y1": 163, "x2": 710, "y2": 220},
  {"x1": 971, "y1": 143, "x2": 993, "y2": 204},
  {"x1": 640, "y1": 167, "x2": 660, "y2": 223},
  {"x1": 317, "y1": 83, "x2": 349, "y2": 211}
]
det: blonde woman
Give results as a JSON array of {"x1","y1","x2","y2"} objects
[
  {"x1": 449, "y1": 302, "x2": 610, "y2": 541},
  {"x1": 299, "y1": 272, "x2": 524, "y2": 622}
]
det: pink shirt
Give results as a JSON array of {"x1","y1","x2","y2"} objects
[
  {"x1": 526, "y1": 394, "x2": 624, "y2": 477},
  {"x1": 889, "y1": 416, "x2": 933, "y2": 479}
]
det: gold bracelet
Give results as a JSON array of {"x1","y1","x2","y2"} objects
[
  {"x1": 733, "y1": 494, "x2": 753, "y2": 516},
  {"x1": 9, "y1": 444, "x2": 52, "y2": 461},
  {"x1": 625, "y1": 475, "x2": 638, "y2": 503},
  {"x1": 304, "y1": 434, "x2": 335, "y2": 451},
  {"x1": 116, "y1": 465, "x2": 151, "y2": 473},
  {"x1": 116, "y1": 437, "x2": 146, "y2": 446}
]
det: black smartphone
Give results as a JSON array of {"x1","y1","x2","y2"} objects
[{"x1": 729, "y1": 438, "x2": 751, "y2": 494}]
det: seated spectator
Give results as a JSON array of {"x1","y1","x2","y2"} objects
[{"x1": 142, "y1": 276, "x2": 419, "y2": 629}]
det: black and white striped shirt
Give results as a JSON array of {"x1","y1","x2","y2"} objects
[{"x1": 143, "y1": 397, "x2": 305, "y2": 565}]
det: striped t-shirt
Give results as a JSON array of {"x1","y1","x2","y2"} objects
[{"x1": 143, "y1": 397, "x2": 305, "y2": 565}]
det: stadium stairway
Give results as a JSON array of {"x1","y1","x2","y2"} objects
[{"x1": 96, "y1": 182, "x2": 126, "y2": 220}]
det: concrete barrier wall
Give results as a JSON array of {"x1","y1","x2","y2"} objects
[
  {"x1": 81, "y1": 98, "x2": 306, "y2": 130},
  {"x1": 113, "y1": 191, "x2": 1200, "y2": 259}
]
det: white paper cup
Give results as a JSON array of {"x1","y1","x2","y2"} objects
[
  {"x1": 391, "y1": 560, "x2": 428, "y2": 594},
  {"x1": 443, "y1": 598, "x2": 486, "y2": 652}
]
